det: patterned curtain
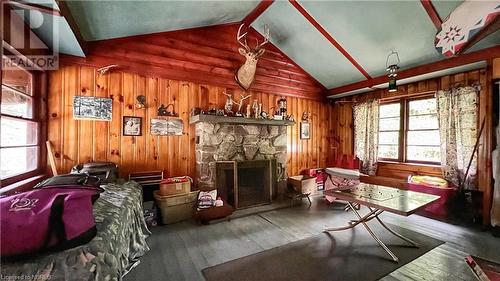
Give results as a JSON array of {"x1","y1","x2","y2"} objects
[
  {"x1": 436, "y1": 86, "x2": 479, "y2": 189},
  {"x1": 353, "y1": 100, "x2": 379, "y2": 175}
]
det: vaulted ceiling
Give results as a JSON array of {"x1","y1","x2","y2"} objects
[{"x1": 8, "y1": 0, "x2": 500, "y2": 97}]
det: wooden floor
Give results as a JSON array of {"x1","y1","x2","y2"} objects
[{"x1": 125, "y1": 197, "x2": 500, "y2": 281}]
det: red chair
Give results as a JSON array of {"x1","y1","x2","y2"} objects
[{"x1": 334, "y1": 154, "x2": 361, "y2": 170}]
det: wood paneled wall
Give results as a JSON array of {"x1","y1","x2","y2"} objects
[
  {"x1": 60, "y1": 23, "x2": 325, "y2": 100},
  {"x1": 47, "y1": 65, "x2": 334, "y2": 179}
]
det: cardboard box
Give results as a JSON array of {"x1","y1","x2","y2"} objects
[
  {"x1": 159, "y1": 177, "x2": 191, "y2": 196},
  {"x1": 288, "y1": 175, "x2": 318, "y2": 195}
]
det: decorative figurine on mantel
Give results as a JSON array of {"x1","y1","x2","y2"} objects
[
  {"x1": 252, "y1": 99, "x2": 259, "y2": 118},
  {"x1": 223, "y1": 92, "x2": 234, "y2": 116},
  {"x1": 246, "y1": 104, "x2": 251, "y2": 118},
  {"x1": 235, "y1": 94, "x2": 251, "y2": 117}
]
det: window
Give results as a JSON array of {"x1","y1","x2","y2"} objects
[
  {"x1": 1, "y1": 63, "x2": 40, "y2": 181},
  {"x1": 378, "y1": 103, "x2": 401, "y2": 160},
  {"x1": 377, "y1": 96, "x2": 441, "y2": 164}
]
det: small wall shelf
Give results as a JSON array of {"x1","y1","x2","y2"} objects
[{"x1": 189, "y1": 114, "x2": 295, "y2": 126}]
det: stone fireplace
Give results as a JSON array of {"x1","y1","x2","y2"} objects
[{"x1": 192, "y1": 115, "x2": 292, "y2": 208}]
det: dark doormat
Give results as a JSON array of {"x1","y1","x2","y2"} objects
[{"x1": 202, "y1": 223, "x2": 443, "y2": 281}]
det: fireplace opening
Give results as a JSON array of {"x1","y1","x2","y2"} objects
[{"x1": 216, "y1": 160, "x2": 275, "y2": 209}]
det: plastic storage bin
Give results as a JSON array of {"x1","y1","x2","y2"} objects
[{"x1": 154, "y1": 190, "x2": 198, "y2": 224}]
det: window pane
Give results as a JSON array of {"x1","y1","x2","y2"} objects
[
  {"x1": 407, "y1": 130, "x2": 440, "y2": 146},
  {"x1": 378, "y1": 145, "x2": 398, "y2": 159},
  {"x1": 2, "y1": 65, "x2": 32, "y2": 95},
  {"x1": 407, "y1": 146, "x2": 440, "y2": 163},
  {"x1": 379, "y1": 131, "x2": 399, "y2": 145},
  {"x1": 379, "y1": 117, "x2": 400, "y2": 131},
  {"x1": 1, "y1": 117, "x2": 38, "y2": 146},
  {"x1": 409, "y1": 98, "x2": 437, "y2": 115},
  {"x1": 1, "y1": 87, "x2": 33, "y2": 118},
  {"x1": 379, "y1": 103, "x2": 400, "y2": 118},
  {"x1": 1, "y1": 146, "x2": 38, "y2": 179},
  {"x1": 408, "y1": 114, "x2": 439, "y2": 130}
]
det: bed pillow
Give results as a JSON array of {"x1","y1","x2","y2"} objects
[{"x1": 197, "y1": 190, "x2": 217, "y2": 210}]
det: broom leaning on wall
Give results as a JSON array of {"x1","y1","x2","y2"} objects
[{"x1": 491, "y1": 111, "x2": 500, "y2": 232}]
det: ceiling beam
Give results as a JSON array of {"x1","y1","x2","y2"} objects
[
  {"x1": 420, "y1": 0, "x2": 442, "y2": 30},
  {"x1": 328, "y1": 45, "x2": 500, "y2": 96},
  {"x1": 4, "y1": 0, "x2": 61, "y2": 17},
  {"x1": 457, "y1": 17, "x2": 500, "y2": 55},
  {"x1": 54, "y1": 0, "x2": 88, "y2": 55},
  {"x1": 242, "y1": 0, "x2": 274, "y2": 26},
  {"x1": 289, "y1": 0, "x2": 372, "y2": 80}
]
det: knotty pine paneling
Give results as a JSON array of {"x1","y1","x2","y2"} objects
[
  {"x1": 48, "y1": 65, "x2": 334, "y2": 179},
  {"x1": 60, "y1": 23, "x2": 325, "y2": 100}
]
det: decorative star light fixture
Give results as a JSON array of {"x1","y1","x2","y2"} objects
[{"x1": 386, "y1": 50, "x2": 400, "y2": 93}]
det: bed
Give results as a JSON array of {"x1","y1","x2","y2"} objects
[{"x1": 1, "y1": 181, "x2": 150, "y2": 281}]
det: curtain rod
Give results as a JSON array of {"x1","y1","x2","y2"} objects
[
  {"x1": 378, "y1": 90, "x2": 436, "y2": 102},
  {"x1": 377, "y1": 83, "x2": 482, "y2": 102}
]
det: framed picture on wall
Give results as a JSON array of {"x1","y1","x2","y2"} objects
[
  {"x1": 300, "y1": 122, "x2": 310, "y2": 139},
  {"x1": 151, "y1": 118, "x2": 183, "y2": 136},
  {"x1": 73, "y1": 96, "x2": 112, "y2": 121},
  {"x1": 123, "y1": 116, "x2": 142, "y2": 136}
]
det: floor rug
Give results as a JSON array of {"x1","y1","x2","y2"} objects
[{"x1": 202, "y1": 223, "x2": 444, "y2": 281}]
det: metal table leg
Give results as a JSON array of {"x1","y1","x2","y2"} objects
[
  {"x1": 367, "y1": 207, "x2": 419, "y2": 247},
  {"x1": 346, "y1": 202, "x2": 400, "y2": 262},
  {"x1": 325, "y1": 202, "x2": 408, "y2": 262},
  {"x1": 324, "y1": 207, "x2": 382, "y2": 232}
]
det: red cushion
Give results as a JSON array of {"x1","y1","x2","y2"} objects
[{"x1": 195, "y1": 204, "x2": 234, "y2": 223}]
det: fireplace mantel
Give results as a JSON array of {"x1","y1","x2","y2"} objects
[{"x1": 190, "y1": 114, "x2": 295, "y2": 126}]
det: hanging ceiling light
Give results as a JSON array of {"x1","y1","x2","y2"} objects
[{"x1": 386, "y1": 50, "x2": 400, "y2": 92}]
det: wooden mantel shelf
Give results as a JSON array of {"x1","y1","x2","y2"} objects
[{"x1": 189, "y1": 114, "x2": 295, "y2": 126}]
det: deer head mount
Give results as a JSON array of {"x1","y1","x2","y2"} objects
[{"x1": 235, "y1": 24, "x2": 270, "y2": 91}]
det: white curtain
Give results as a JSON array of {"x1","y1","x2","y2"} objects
[
  {"x1": 436, "y1": 86, "x2": 479, "y2": 190},
  {"x1": 353, "y1": 100, "x2": 379, "y2": 175}
]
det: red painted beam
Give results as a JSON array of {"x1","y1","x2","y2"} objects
[
  {"x1": 458, "y1": 17, "x2": 500, "y2": 55},
  {"x1": 289, "y1": 0, "x2": 372, "y2": 80},
  {"x1": 420, "y1": 0, "x2": 442, "y2": 29},
  {"x1": 242, "y1": 0, "x2": 274, "y2": 26},
  {"x1": 328, "y1": 45, "x2": 500, "y2": 96},
  {"x1": 4, "y1": 0, "x2": 61, "y2": 17}
]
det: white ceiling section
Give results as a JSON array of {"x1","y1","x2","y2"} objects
[
  {"x1": 65, "y1": 0, "x2": 261, "y2": 41},
  {"x1": 296, "y1": 0, "x2": 442, "y2": 77},
  {"x1": 252, "y1": 1, "x2": 366, "y2": 89}
]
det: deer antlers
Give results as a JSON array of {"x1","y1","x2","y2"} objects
[{"x1": 236, "y1": 24, "x2": 269, "y2": 51}]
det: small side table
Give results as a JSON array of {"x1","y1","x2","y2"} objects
[{"x1": 287, "y1": 175, "x2": 317, "y2": 206}]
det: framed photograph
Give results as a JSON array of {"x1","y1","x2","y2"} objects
[
  {"x1": 73, "y1": 96, "x2": 112, "y2": 121},
  {"x1": 300, "y1": 122, "x2": 310, "y2": 139},
  {"x1": 123, "y1": 116, "x2": 142, "y2": 136},
  {"x1": 151, "y1": 118, "x2": 183, "y2": 136}
]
